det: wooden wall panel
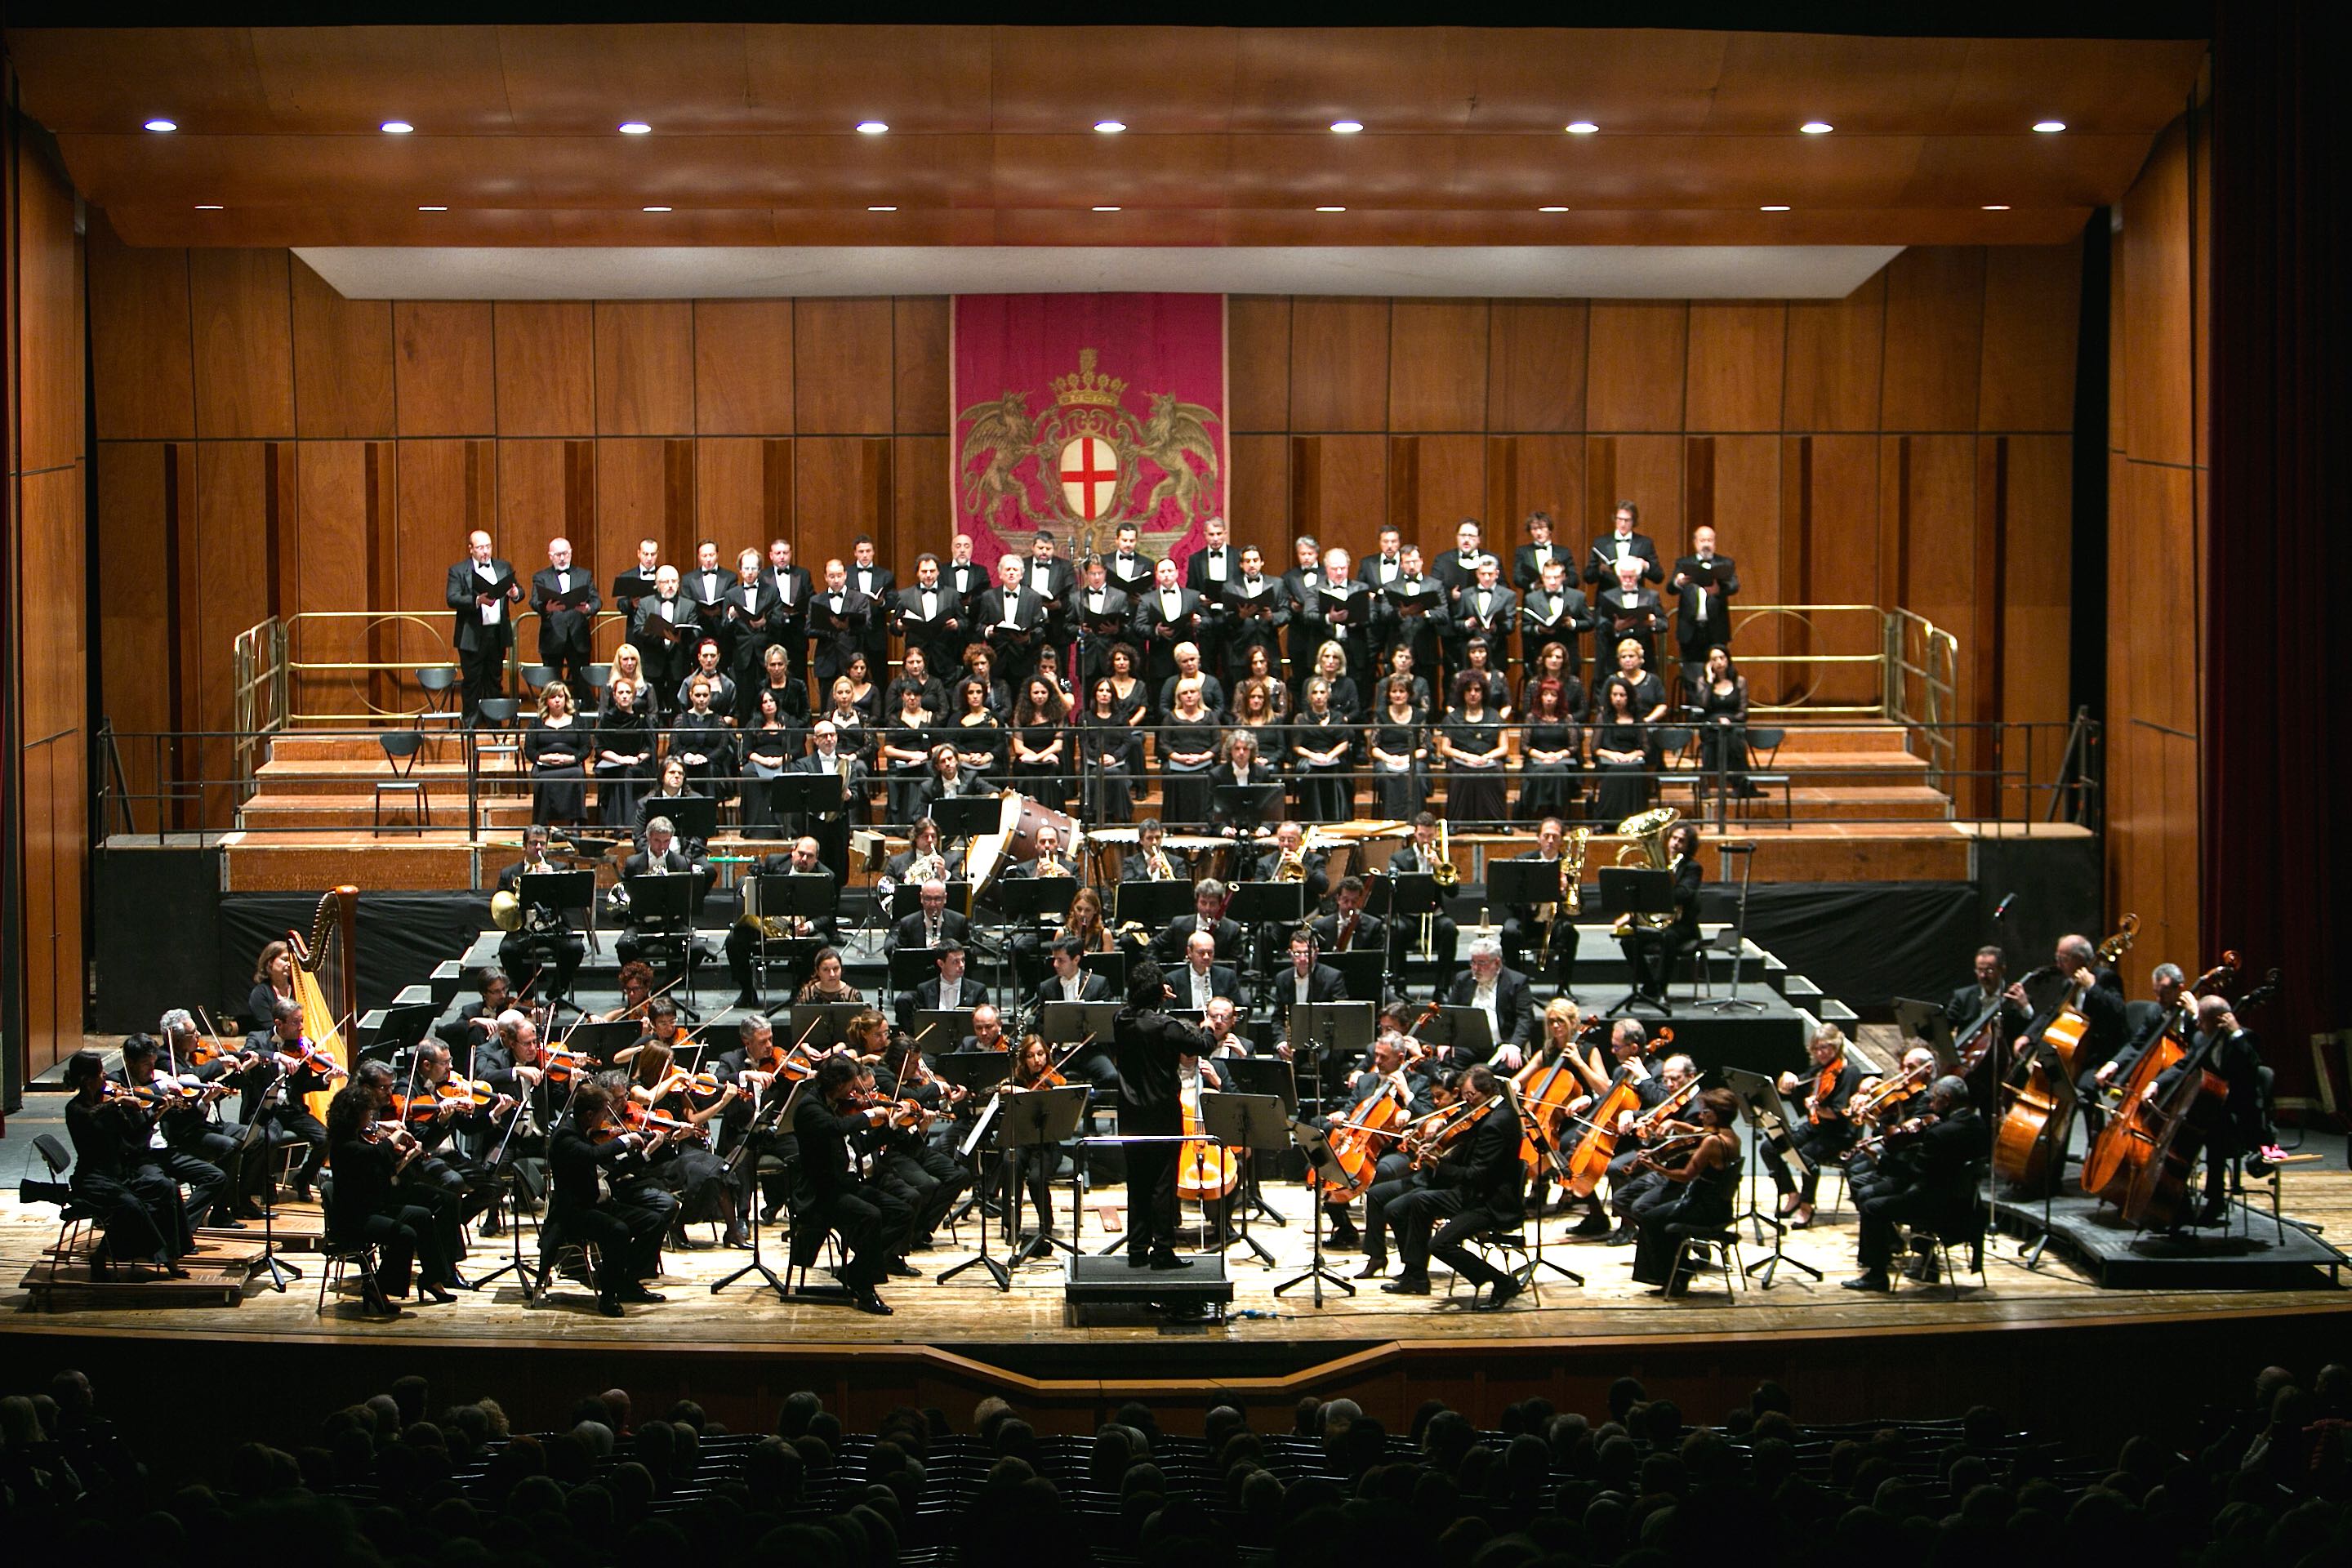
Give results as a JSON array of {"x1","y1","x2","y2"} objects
[
  {"x1": 394, "y1": 301, "x2": 496, "y2": 436},
  {"x1": 1882, "y1": 434, "x2": 1977, "y2": 658},
  {"x1": 697, "y1": 438, "x2": 768, "y2": 549},
  {"x1": 189, "y1": 442, "x2": 274, "y2": 811},
  {"x1": 497, "y1": 439, "x2": 571, "y2": 566},
  {"x1": 1388, "y1": 301, "x2": 1487, "y2": 432},
  {"x1": 1709, "y1": 434, "x2": 1784, "y2": 677},
  {"x1": 2121, "y1": 117, "x2": 2195, "y2": 469},
  {"x1": 1290, "y1": 434, "x2": 1387, "y2": 546},
  {"x1": 1686, "y1": 303, "x2": 1785, "y2": 433},
  {"x1": 695, "y1": 300, "x2": 794, "y2": 434},
  {"x1": 595, "y1": 301, "x2": 695, "y2": 435},
  {"x1": 595, "y1": 439, "x2": 670, "y2": 630},
  {"x1": 96, "y1": 443, "x2": 174, "y2": 799},
  {"x1": 1788, "y1": 434, "x2": 1882, "y2": 706},
  {"x1": 394, "y1": 440, "x2": 497, "y2": 668},
  {"x1": 1290, "y1": 299, "x2": 1390, "y2": 432},
  {"x1": 87, "y1": 223, "x2": 194, "y2": 442},
  {"x1": 1879, "y1": 247, "x2": 1985, "y2": 432},
  {"x1": 795, "y1": 436, "x2": 895, "y2": 571},
  {"x1": 290, "y1": 260, "x2": 393, "y2": 440},
  {"x1": 1483, "y1": 435, "x2": 1583, "y2": 538},
  {"x1": 1486, "y1": 302, "x2": 1585, "y2": 434},
  {"x1": 893, "y1": 436, "x2": 951, "y2": 554},
  {"x1": 15, "y1": 467, "x2": 86, "y2": 739},
  {"x1": 1585, "y1": 435, "x2": 1683, "y2": 550},
  {"x1": 1980, "y1": 238, "x2": 2082, "y2": 432},
  {"x1": 1996, "y1": 434, "x2": 2074, "y2": 751},
  {"x1": 16, "y1": 169, "x2": 83, "y2": 473},
  {"x1": 189, "y1": 249, "x2": 294, "y2": 439},
  {"x1": 1783, "y1": 270, "x2": 1884, "y2": 433},
  {"x1": 1228, "y1": 433, "x2": 1290, "y2": 538},
  {"x1": 893, "y1": 299, "x2": 951, "y2": 435},
  {"x1": 1387, "y1": 434, "x2": 1486, "y2": 542},
  {"x1": 1585, "y1": 302, "x2": 1688, "y2": 433},
  {"x1": 1227, "y1": 296, "x2": 1292, "y2": 433},
  {"x1": 292, "y1": 440, "x2": 378, "y2": 719},
  {"x1": 795, "y1": 300, "x2": 895, "y2": 434},
  {"x1": 494, "y1": 301, "x2": 595, "y2": 437}
]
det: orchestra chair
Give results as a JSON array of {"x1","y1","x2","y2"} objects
[
  {"x1": 314, "y1": 1179, "x2": 387, "y2": 1316},
  {"x1": 1664, "y1": 1225, "x2": 1747, "y2": 1298},
  {"x1": 583, "y1": 663, "x2": 614, "y2": 702},
  {"x1": 374, "y1": 731, "x2": 431, "y2": 836},
  {"x1": 1735, "y1": 728, "x2": 1792, "y2": 828},
  {"x1": 469, "y1": 697, "x2": 524, "y2": 794},
  {"x1": 24, "y1": 1135, "x2": 101, "y2": 1294},
  {"x1": 1902, "y1": 1157, "x2": 1989, "y2": 1299},
  {"x1": 519, "y1": 662, "x2": 557, "y2": 697},
  {"x1": 1443, "y1": 1227, "x2": 1539, "y2": 1305},
  {"x1": 530, "y1": 1216, "x2": 604, "y2": 1310},
  {"x1": 415, "y1": 665, "x2": 461, "y2": 725}
]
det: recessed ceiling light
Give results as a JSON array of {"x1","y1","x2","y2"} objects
[
  {"x1": 1094, "y1": 120, "x2": 1126, "y2": 134},
  {"x1": 1093, "y1": 205, "x2": 1122, "y2": 212},
  {"x1": 1800, "y1": 121, "x2": 1833, "y2": 135},
  {"x1": 856, "y1": 120, "x2": 889, "y2": 135},
  {"x1": 1316, "y1": 205, "x2": 1347, "y2": 213},
  {"x1": 144, "y1": 118, "x2": 177, "y2": 133},
  {"x1": 1565, "y1": 121, "x2": 1599, "y2": 135},
  {"x1": 1538, "y1": 205, "x2": 1570, "y2": 213},
  {"x1": 1330, "y1": 120, "x2": 1363, "y2": 134},
  {"x1": 618, "y1": 122, "x2": 652, "y2": 136},
  {"x1": 643, "y1": 205, "x2": 671, "y2": 212},
  {"x1": 2033, "y1": 120, "x2": 2066, "y2": 133},
  {"x1": 194, "y1": 203, "x2": 223, "y2": 211},
  {"x1": 417, "y1": 204, "x2": 448, "y2": 212},
  {"x1": 1760, "y1": 204, "x2": 1791, "y2": 212},
  {"x1": 1982, "y1": 203, "x2": 2011, "y2": 212},
  {"x1": 867, "y1": 205, "x2": 898, "y2": 212},
  {"x1": 381, "y1": 120, "x2": 414, "y2": 135}
]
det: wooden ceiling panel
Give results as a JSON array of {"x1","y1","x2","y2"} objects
[
  {"x1": 744, "y1": 24, "x2": 996, "y2": 133},
  {"x1": 1706, "y1": 33, "x2": 1968, "y2": 131},
  {"x1": 491, "y1": 24, "x2": 752, "y2": 131},
  {"x1": 248, "y1": 25, "x2": 514, "y2": 134},
  {"x1": 1947, "y1": 39, "x2": 2207, "y2": 135},
  {"x1": 988, "y1": 28, "x2": 1242, "y2": 134},
  {"x1": 7, "y1": 28, "x2": 273, "y2": 134}
]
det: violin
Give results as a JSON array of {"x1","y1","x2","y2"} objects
[
  {"x1": 1405, "y1": 1094, "x2": 1499, "y2": 1170},
  {"x1": 1628, "y1": 1076, "x2": 1703, "y2": 1141},
  {"x1": 271, "y1": 1037, "x2": 347, "y2": 1080},
  {"x1": 1847, "y1": 1058, "x2": 1932, "y2": 1124},
  {"x1": 1630, "y1": 1129, "x2": 1708, "y2": 1174}
]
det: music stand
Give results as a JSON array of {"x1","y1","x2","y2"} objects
[
  {"x1": 623, "y1": 871, "x2": 704, "y2": 1004},
  {"x1": 366, "y1": 1002, "x2": 439, "y2": 1060},
  {"x1": 1227, "y1": 881, "x2": 1307, "y2": 987},
  {"x1": 1040, "y1": 1000, "x2": 1121, "y2": 1047},
  {"x1": 563, "y1": 1021, "x2": 641, "y2": 1069},
  {"x1": 928, "y1": 795, "x2": 1001, "y2": 841},
  {"x1": 1434, "y1": 1006, "x2": 1495, "y2": 1066},
  {"x1": 1721, "y1": 1066, "x2": 1820, "y2": 1285},
  {"x1": 1080, "y1": 950, "x2": 1132, "y2": 992},
  {"x1": 933, "y1": 1053, "x2": 1015, "y2": 1290},
  {"x1": 1200, "y1": 1092, "x2": 1286, "y2": 1267},
  {"x1": 889, "y1": 946, "x2": 947, "y2": 993},
  {"x1": 517, "y1": 868, "x2": 596, "y2": 916},
  {"x1": 1276, "y1": 1118, "x2": 1356, "y2": 1303},
  {"x1": 1000, "y1": 1085, "x2": 1089, "y2": 1265},
  {"x1": 710, "y1": 1078, "x2": 804, "y2": 1301},
  {"x1": 1597, "y1": 866, "x2": 1673, "y2": 1017},
  {"x1": 1218, "y1": 1056, "x2": 1299, "y2": 1114},
  {"x1": 1214, "y1": 781, "x2": 1286, "y2": 832},
  {"x1": 1112, "y1": 880, "x2": 1193, "y2": 929},
  {"x1": 1687, "y1": 841, "x2": 1762, "y2": 1013},
  {"x1": 1366, "y1": 870, "x2": 1440, "y2": 993},
  {"x1": 752, "y1": 874, "x2": 839, "y2": 1007},
  {"x1": 786, "y1": 1002, "x2": 871, "y2": 1052},
  {"x1": 1892, "y1": 998, "x2": 1958, "y2": 1067},
  {"x1": 1326, "y1": 950, "x2": 1385, "y2": 1004},
  {"x1": 653, "y1": 793, "x2": 720, "y2": 847},
  {"x1": 915, "y1": 1009, "x2": 982, "y2": 1049},
  {"x1": 1291, "y1": 1000, "x2": 1375, "y2": 1085}
]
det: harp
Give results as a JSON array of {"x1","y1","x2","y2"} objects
[{"x1": 287, "y1": 885, "x2": 359, "y2": 1122}]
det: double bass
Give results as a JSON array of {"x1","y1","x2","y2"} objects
[
  {"x1": 2081, "y1": 951, "x2": 2237, "y2": 1202},
  {"x1": 2120, "y1": 970, "x2": 2278, "y2": 1229},
  {"x1": 1992, "y1": 916, "x2": 2136, "y2": 1188}
]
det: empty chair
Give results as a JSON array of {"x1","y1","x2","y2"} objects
[{"x1": 374, "y1": 730, "x2": 430, "y2": 835}]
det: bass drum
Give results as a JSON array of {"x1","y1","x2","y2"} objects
[{"x1": 962, "y1": 791, "x2": 1081, "y2": 896}]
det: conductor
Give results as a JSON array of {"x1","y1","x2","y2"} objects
[{"x1": 1108, "y1": 961, "x2": 1202, "y2": 1275}]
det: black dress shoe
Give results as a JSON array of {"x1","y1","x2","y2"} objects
[
  {"x1": 212, "y1": 1218, "x2": 249, "y2": 1232},
  {"x1": 595, "y1": 1294, "x2": 625, "y2": 1318},
  {"x1": 1164, "y1": 1300, "x2": 1210, "y2": 1323},
  {"x1": 1476, "y1": 1277, "x2": 1524, "y2": 1312},
  {"x1": 1147, "y1": 1250, "x2": 1194, "y2": 1271},
  {"x1": 759, "y1": 1200, "x2": 785, "y2": 1225},
  {"x1": 1842, "y1": 1271, "x2": 1890, "y2": 1292},
  {"x1": 886, "y1": 1258, "x2": 923, "y2": 1278},
  {"x1": 1325, "y1": 1224, "x2": 1361, "y2": 1250},
  {"x1": 1605, "y1": 1226, "x2": 1637, "y2": 1247},
  {"x1": 853, "y1": 1289, "x2": 894, "y2": 1316},
  {"x1": 724, "y1": 1223, "x2": 752, "y2": 1250},
  {"x1": 618, "y1": 1284, "x2": 667, "y2": 1303},
  {"x1": 1382, "y1": 1273, "x2": 1432, "y2": 1295},
  {"x1": 1127, "y1": 1251, "x2": 1154, "y2": 1269},
  {"x1": 1354, "y1": 1257, "x2": 1389, "y2": 1280},
  {"x1": 480, "y1": 1214, "x2": 504, "y2": 1238},
  {"x1": 1569, "y1": 1211, "x2": 1612, "y2": 1238}
]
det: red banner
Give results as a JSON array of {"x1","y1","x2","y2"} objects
[{"x1": 951, "y1": 293, "x2": 1227, "y2": 569}]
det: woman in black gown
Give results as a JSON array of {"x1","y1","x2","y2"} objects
[
  {"x1": 958, "y1": 646, "x2": 1013, "y2": 720},
  {"x1": 840, "y1": 652, "x2": 883, "y2": 725},
  {"x1": 1628, "y1": 1087, "x2": 1744, "y2": 1294},
  {"x1": 625, "y1": 1041, "x2": 746, "y2": 1249},
  {"x1": 1591, "y1": 675, "x2": 1655, "y2": 824},
  {"x1": 1693, "y1": 645, "x2": 1753, "y2": 799},
  {"x1": 525, "y1": 680, "x2": 589, "y2": 826},
  {"x1": 879, "y1": 684, "x2": 938, "y2": 824},
  {"x1": 324, "y1": 1074, "x2": 457, "y2": 1312},
  {"x1": 594, "y1": 678, "x2": 658, "y2": 829},
  {"x1": 1607, "y1": 637, "x2": 1668, "y2": 723},
  {"x1": 885, "y1": 646, "x2": 949, "y2": 721},
  {"x1": 1379, "y1": 644, "x2": 1432, "y2": 720},
  {"x1": 1241, "y1": 644, "x2": 1292, "y2": 721},
  {"x1": 1302, "y1": 640, "x2": 1361, "y2": 722},
  {"x1": 1156, "y1": 677, "x2": 1222, "y2": 826},
  {"x1": 739, "y1": 687, "x2": 798, "y2": 831},
  {"x1": 668, "y1": 675, "x2": 734, "y2": 794},
  {"x1": 675, "y1": 638, "x2": 736, "y2": 719},
  {"x1": 1517, "y1": 676, "x2": 1584, "y2": 822},
  {"x1": 740, "y1": 643, "x2": 811, "y2": 728},
  {"x1": 1520, "y1": 640, "x2": 1584, "y2": 723},
  {"x1": 1104, "y1": 642, "x2": 1149, "y2": 722},
  {"x1": 1077, "y1": 676, "x2": 1142, "y2": 823},
  {"x1": 1459, "y1": 635, "x2": 1512, "y2": 719},
  {"x1": 949, "y1": 676, "x2": 1009, "y2": 785},
  {"x1": 1291, "y1": 675, "x2": 1357, "y2": 823},
  {"x1": 821, "y1": 675, "x2": 875, "y2": 769},
  {"x1": 1437, "y1": 672, "x2": 1508, "y2": 826},
  {"x1": 1368, "y1": 674, "x2": 1431, "y2": 818},
  {"x1": 1009, "y1": 676, "x2": 1071, "y2": 809}
]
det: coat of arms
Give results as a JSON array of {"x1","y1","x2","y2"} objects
[{"x1": 956, "y1": 348, "x2": 1223, "y2": 556}]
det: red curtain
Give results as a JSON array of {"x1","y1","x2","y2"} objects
[{"x1": 2204, "y1": 2, "x2": 2350, "y2": 1103}]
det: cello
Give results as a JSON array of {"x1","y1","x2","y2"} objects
[
  {"x1": 1561, "y1": 1026, "x2": 1673, "y2": 1198},
  {"x1": 1992, "y1": 915, "x2": 2136, "y2": 1188},
  {"x1": 1175, "y1": 1062, "x2": 1240, "y2": 1206},
  {"x1": 2120, "y1": 969, "x2": 2278, "y2": 1229},
  {"x1": 2082, "y1": 951, "x2": 2237, "y2": 1202},
  {"x1": 1514, "y1": 1012, "x2": 1608, "y2": 1192}
]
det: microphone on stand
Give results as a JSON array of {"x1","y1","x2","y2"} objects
[{"x1": 1993, "y1": 893, "x2": 2019, "y2": 922}]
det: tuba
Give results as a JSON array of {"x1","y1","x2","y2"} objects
[
  {"x1": 1534, "y1": 827, "x2": 1592, "y2": 972},
  {"x1": 1610, "y1": 808, "x2": 1682, "y2": 934}
]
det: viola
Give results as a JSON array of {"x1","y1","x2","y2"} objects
[{"x1": 1406, "y1": 1094, "x2": 1499, "y2": 1171}]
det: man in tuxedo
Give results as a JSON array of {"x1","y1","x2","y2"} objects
[
  {"x1": 1944, "y1": 944, "x2": 2032, "y2": 1080},
  {"x1": 495, "y1": 824, "x2": 587, "y2": 1003},
  {"x1": 1374, "y1": 543, "x2": 1448, "y2": 673},
  {"x1": 1152, "y1": 878, "x2": 1246, "y2": 966},
  {"x1": 1022, "y1": 529, "x2": 1077, "y2": 670},
  {"x1": 793, "y1": 1055, "x2": 908, "y2": 1315},
  {"x1": 616, "y1": 817, "x2": 705, "y2": 976},
  {"x1": 1670, "y1": 525, "x2": 1740, "y2": 692},
  {"x1": 613, "y1": 536, "x2": 663, "y2": 624},
  {"x1": 1134, "y1": 557, "x2": 1205, "y2": 694},
  {"x1": 1383, "y1": 1065, "x2": 1528, "y2": 1307},
  {"x1": 1309, "y1": 875, "x2": 1387, "y2": 960},
  {"x1": 530, "y1": 536, "x2": 601, "y2": 694},
  {"x1": 808, "y1": 558, "x2": 875, "y2": 685},
  {"x1": 1500, "y1": 817, "x2": 1581, "y2": 997},
  {"x1": 898, "y1": 940, "x2": 990, "y2": 1031},
  {"x1": 1359, "y1": 525, "x2": 1408, "y2": 591},
  {"x1": 1030, "y1": 937, "x2": 1114, "y2": 1018},
  {"x1": 1183, "y1": 514, "x2": 1237, "y2": 599},
  {"x1": 630, "y1": 564, "x2": 696, "y2": 698},
  {"x1": 1513, "y1": 510, "x2": 1577, "y2": 595},
  {"x1": 719, "y1": 547, "x2": 785, "y2": 688},
  {"x1": 1450, "y1": 555, "x2": 1520, "y2": 681},
  {"x1": 1520, "y1": 557, "x2": 1593, "y2": 679},
  {"x1": 1280, "y1": 534, "x2": 1329, "y2": 684},
  {"x1": 684, "y1": 539, "x2": 732, "y2": 630},
  {"x1": 1844, "y1": 1076, "x2": 1984, "y2": 1292},
  {"x1": 1442, "y1": 939, "x2": 1536, "y2": 1066},
  {"x1": 1271, "y1": 931, "x2": 1348, "y2": 1049},
  {"x1": 1071, "y1": 556, "x2": 1133, "y2": 687},
  {"x1": 1432, "y1": 518, "x2": 1489, "y2": 606},
  {"x1": 975, "y1": 552, "x2": 1047, "y2": 671},
  {"x1": 795, "y1": 719, "x2": 867, "y2": 876},
  {"x1": 1584, "y1": 499, "x2": 1664, "y2": 589},
  {"x1": 1104, "y1": 522, "x2": 1156, "y2": 597},
  {"x1": 1618, "y1": 821, "x2": 1703, "y2": 1010},
  {"x1": 894, "y1": 552, "x2": 966, "y2": 683},
  {"x1": 945, "y1": 532, "x2": 989, "y2": 604},
  {"x1": 1170, "y1": 930, "x2": 1244, "y2": 1012},
  {"x1": 1596, "y1": 558, "x2": 1668, "y2": 675},
  {"x1": 887, "y1": 877, "x2": 973, "y2": 956},
  {"x1": 445, "y1": 530, "x2": 524, "y2": 720},
  {"x1": 1219, "y1": 545, "x2": 1290, "y2": 688},
  {"x1": 1386, "y1": 813, "x2": 1462, "y2": 993},
  {"x1": 1316, "y1": 546, "x2": 1372, "y2": 678},
  {"x1": 764, "y1": 537, "x2": 813, "y2": 684},
  {"x1": 847, "y1": 535, "x2": 897, "y2": 674},
  {"x1": 724, "y1": 835, "x2": 837, "y2": 1007}
]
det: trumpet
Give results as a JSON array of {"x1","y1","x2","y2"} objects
[
  {"x1": 1274, "y1": 846, "x2": 1307, "y2": 882},
  {"x1": 1143, "y1": 846, "x2": 1176, "y2": 880}
]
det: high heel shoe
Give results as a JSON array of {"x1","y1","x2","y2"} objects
[{"x1": 420, "y1": 1281, "x2": 458, "y2": 1305}]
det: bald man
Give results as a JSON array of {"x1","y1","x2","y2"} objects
[
  {"x1": 531, "y1": 536, "x2": 601, "y2": 692},
  {"x1": 447, "y1": 528, "x2": 523, "y2": 720}
]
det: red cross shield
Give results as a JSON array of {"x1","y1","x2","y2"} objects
[{"x1": 1058, "y1": 436, "x2": 1119, "y2": 521}]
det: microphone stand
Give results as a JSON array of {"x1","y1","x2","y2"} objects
[
  {"x1": 241, "y1": 1062, "x2": 301, "y2": 1291},
  {"x1": 711, "y1": 1080, "x2": 791, "y2": 1299},
  {"x1": 472, "y1": 1080, "x2": 540, "y2": 1294},
  {"x1": 1274, "y1": 1016, "x2": 1356, "y2": 1303}
]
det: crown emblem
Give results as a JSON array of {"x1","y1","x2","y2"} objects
[{"x1": 1053, "y1": 348, "x2": 1126, "y2": 409}]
